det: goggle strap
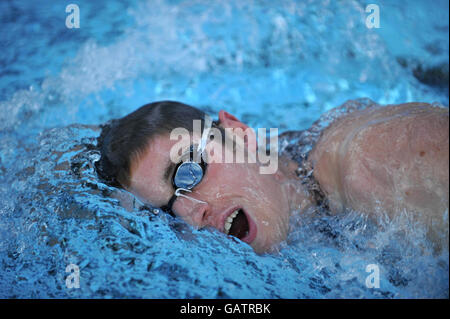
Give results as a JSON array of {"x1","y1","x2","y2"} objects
[
  {"x1": 196, "y1": 115, "x2": 213, "y2": 163},
  {"x1": 175, "y1": 188, "x2": 207, "y2": 205}
]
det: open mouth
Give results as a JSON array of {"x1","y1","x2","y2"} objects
[{"x1": 223, "y1": 208, "x2": 256, "y2": 244}]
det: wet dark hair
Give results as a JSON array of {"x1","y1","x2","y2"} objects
[{"x1": 95, "y1": 101, "x2": 208, "y2": 189}]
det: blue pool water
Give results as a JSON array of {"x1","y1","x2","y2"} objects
[{"x1": 0, "y1": 0, "x2": 448, "y2": 298}]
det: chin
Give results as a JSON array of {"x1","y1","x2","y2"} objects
[
  {"x1": 253, "y1": 215, "x2": 290, "y2": 254},
  {"x1": 250, "y1": 230, "x2": 288, "y2": 254}
]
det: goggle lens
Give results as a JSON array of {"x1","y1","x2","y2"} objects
[{"x1": 173, "y1": 161, "x2": 204, "y2": 190}]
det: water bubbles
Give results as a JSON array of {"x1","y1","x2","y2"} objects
[{"x1": 0, "y1": 0, "x2": 448, "y2": 298}]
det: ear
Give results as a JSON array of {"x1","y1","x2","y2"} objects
[
  {"x1": 217, "y1": 110, "x2": 257, "y2": 153},
  {"x1": 218, "y1": 110, "x2": 248, "y2": 130}
]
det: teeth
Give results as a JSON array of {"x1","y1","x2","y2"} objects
[{"x1": 224, "y1": 210, "x2": 240, "y2": 234}]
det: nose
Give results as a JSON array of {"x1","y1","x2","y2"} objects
[
  {"x1": 172, "y1": 194, "x2": 211, "y2": 229},
  {"x1": 191, "y1": 201, "x2": 211, "y2": 228}
]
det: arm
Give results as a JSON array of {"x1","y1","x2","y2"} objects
[{"x1": 309, "y1": 103, "x2": 449, "y2": 238}]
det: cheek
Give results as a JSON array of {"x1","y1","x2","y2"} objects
[
  {"x1": 207, "y1": 162, "x2": 290, "y2": 250},
  {"x1": 250, "y1": 175, "x2": 290, "y2": 239},
  {"x1": 206, "y1": 162, "x2": 287, "y2": 213}
]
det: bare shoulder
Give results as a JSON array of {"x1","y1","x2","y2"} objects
[{"x1": 309, "y1": 102, "x2": 449, "y2": 225}]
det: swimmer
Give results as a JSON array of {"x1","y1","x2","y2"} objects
[{"x1": 96, "y1": 100, "x2": 449, "y2": 253}]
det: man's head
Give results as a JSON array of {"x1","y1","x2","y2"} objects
[{"x1": 96, "y1": 101, "x2": 293, "y2": 253}]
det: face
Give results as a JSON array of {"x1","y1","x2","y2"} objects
[{"x1": 127, "y1": 111, "x2": 292, "y2": 253}]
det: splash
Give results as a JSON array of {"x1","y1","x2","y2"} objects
[{"x1": 0, "y1": 0, "x2": 448, "y2": 298}]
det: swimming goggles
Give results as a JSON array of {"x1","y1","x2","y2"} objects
[{"x1": 161, "y1": 115, "x2": 213, "y2": 215}]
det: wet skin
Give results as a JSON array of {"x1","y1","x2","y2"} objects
[
  {"x1": 309, "y1": 103, "x2": 449, "y2": 247},
  {"x1": 128, "y1": 103, "x2": 449, "y2": 253}
]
